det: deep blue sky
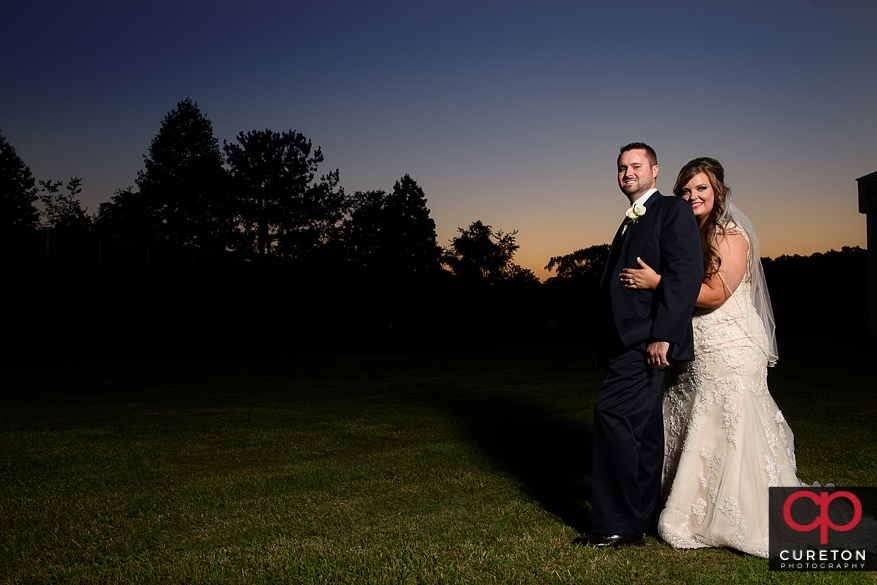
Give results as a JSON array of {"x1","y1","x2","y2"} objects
[{"x1": 3, "y1": 0, "x2": 875, "y2": 278}]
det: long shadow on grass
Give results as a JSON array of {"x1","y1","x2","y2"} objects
[{"x1": 443, "y1": 396, "x2": 593, "y2": 534}]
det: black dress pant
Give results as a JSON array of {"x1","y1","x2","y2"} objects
[{"x1": 591, "y1": 343, "x2": 665, "y2": 535}]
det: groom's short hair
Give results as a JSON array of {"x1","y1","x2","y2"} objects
[{"x1": 618, "y1": 142, "x2": 657, "y2": 167}]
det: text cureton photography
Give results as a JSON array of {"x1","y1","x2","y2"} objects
[
  {"x1": 769, "y1": 487, "x2": 877, "y2": 571},
  {"x1": 776, "y1": 547, "x2": 866, "y2": 570}
]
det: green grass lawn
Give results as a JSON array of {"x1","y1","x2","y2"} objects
[{"x1": 1, "y1": 340, "x2": 875, "y2": 584}]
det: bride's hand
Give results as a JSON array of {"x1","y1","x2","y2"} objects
[{"x1": 620, "y1": 257, "x2": 661, "y2": 290}]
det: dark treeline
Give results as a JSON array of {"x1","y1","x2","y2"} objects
[
  {"x1": 2, "y1": 229, "x2": 590, "y2": 356},
  {"x1": 1, "y1": 98, "x2": 538, "y2": 283},
  {"x1": 1, "y1": 98, "x2": 871, "y2": 355},
  {"x1": 3, "y1": 231, "x2": 866, "y2": 357},
  {"x1": 762, "y1": 246, "x2": 870, "y2": 340}
]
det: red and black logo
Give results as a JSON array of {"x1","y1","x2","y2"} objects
[{"x1": 769, "y1": 487, "x2": 876, "y2": 571}]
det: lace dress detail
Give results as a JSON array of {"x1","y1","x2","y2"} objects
[{"x1": 658, "y1": 232, "x2": 799, "y2": 558}]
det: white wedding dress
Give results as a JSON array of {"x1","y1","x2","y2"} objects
[{"x1": 658, "y1": 230, "x2": 799, "y2": 558}]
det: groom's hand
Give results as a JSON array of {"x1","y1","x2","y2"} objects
[{"x1": 647, "y1": 340, "x2": 670, "y2": 369}]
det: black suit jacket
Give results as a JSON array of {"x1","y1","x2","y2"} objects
[{"x1": 600, "y1": 191, "x2": 703, "y2": 362}]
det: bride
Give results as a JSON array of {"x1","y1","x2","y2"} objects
[{"x1": 621, "y1": 157, "x2": 794, "y2": 557}]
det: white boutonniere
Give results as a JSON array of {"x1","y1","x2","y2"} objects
[{"x1": 626, "y1": 203, "x2": 647, "y2": 224}]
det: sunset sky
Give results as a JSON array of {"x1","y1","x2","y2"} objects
[{"x1": 3, "y1": 0, "x2": 875, "y2": 279}]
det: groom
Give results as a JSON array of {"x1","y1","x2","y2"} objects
[{"x1": 576, "y1": 142, "x2": 702, "y2": 548}]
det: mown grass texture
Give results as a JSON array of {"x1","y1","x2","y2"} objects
[{"x1": 1, "y1": 341, "x2": 875, "y2": 584}]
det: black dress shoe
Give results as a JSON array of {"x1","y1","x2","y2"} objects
[{"x1": 572, "y1": 533, "x2": 645, "y2": 548}]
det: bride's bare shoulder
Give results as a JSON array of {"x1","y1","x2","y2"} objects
[{"x1": 715, "y1": 227, "x2": 749, "y2": 259}]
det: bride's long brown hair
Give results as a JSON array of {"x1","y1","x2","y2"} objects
[{"x1": 672, "y1": 157, "x2": 730, "y2": 281}]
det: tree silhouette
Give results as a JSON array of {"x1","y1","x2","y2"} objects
[
  {"x1": 137, "y1": 98, "x2": 231, "y2": 248},
  {"x1": 277, "y1": 167, "x2": 346, "y2": 260},
  {"x1": 340, "y1": 175, "x2": 442, "y2": 272},
  {"x1": 340, "y1": 189, "x2": 390, "y2": 265},
  {"x1": 0, "y1": 130, "x2": 40, "y2": 230},
  {"x1": 544, "y1": 244, "x2": 610, "y2": 284},
  {"x1": 94, "y1": 187, "x2": 156, "y2": 241},
  {"x1": 762, "y1": 246, "x2": 867, "y2": 335},
  {"x1": 443, "y1": 220, "x2": 538, "y2": 283},
  {"x1": 223, "y1": 129, "x2": 345, "y2": 257},
  {"x1": 385, "y1": 175, "x2": 442, "y2": 272},
  {"x1": 39, "y1": 177, "x2": 93, "y2": 235}
]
